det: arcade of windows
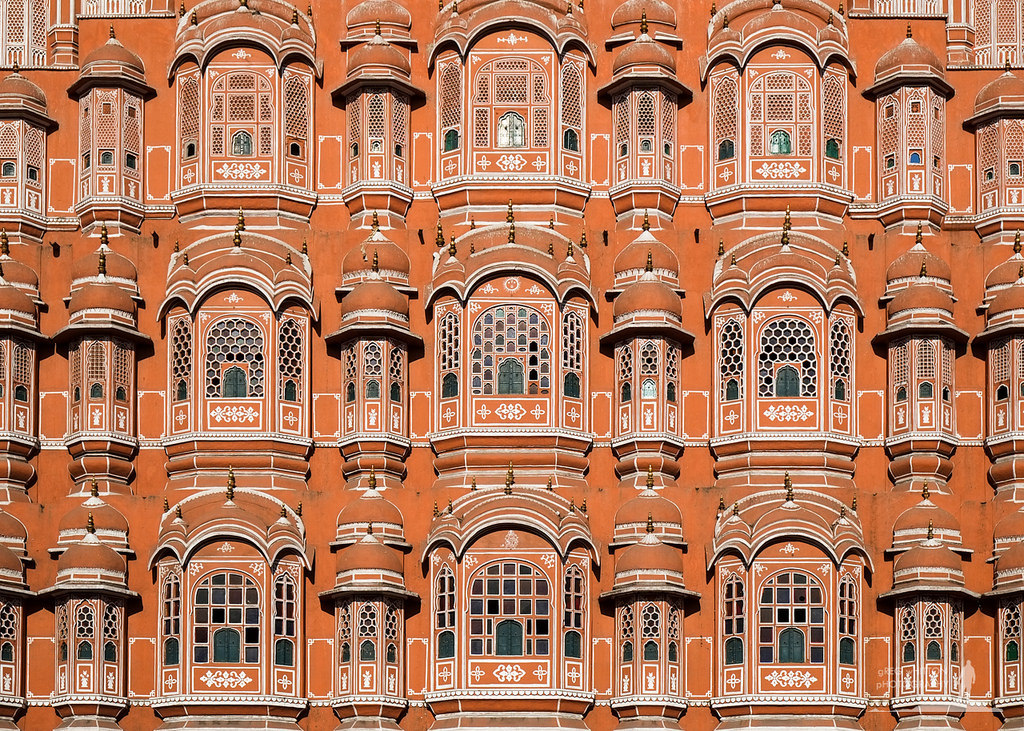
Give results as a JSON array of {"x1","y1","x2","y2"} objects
[
  {"x1": 471, "y1": 305, "x2": 551, "y2": 396},
  {"x1": 469, "y1": 562, "x2": 550, "y2": 656}
]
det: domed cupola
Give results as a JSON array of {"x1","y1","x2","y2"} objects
[
  {"x1": 332, "y1": 527, "x2": 407, "y2": 592},
  {"x1": 53, "y1": 522, "x2": 130, "y2": 591},
  {"x1": 340, "y1": 213, "x2": 412, "y2": 291},
  {"x1": 0, "y1": 71, "x2": 52, "y2": 128},
  {"x1": 55, "y1": 478, "x2": 131, "y2": 554},
  {"x1": 885, "y1": 537, "x2": 970, "y2": 598},
  {"x1": 868, "y1": 29, "x2": 951, "y2": 98},
  {"x1": 612, "y1": 467, "x2": 684, "y2": 548},
  {"x1": 68, "y1": 28, "x2": 155, "y2": 99},
  {"x1": 609, "y1": 0, "x2": 676, "y2": 40},
  {"x1": 344, "y1": 0, "x2": 412, "y2": 41},
  {"x1": 601, "y1": 216, "x2": 691, "y2": 490},
  {"x1": 890, "y1": 483, "x2": 964, "y2": 553},
  {"x1": 55, "y1": 225, "x2": 148, "y2": 495},
  {"x1": 333, "y1": 470, "x2": 408, "y2": 549}
]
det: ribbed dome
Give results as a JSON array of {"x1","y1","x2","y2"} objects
[
  {"x1": 975, "y1": 71, "x2": 1024, "y2": 113},
  {"x1": 894, "y1": 542, "x2": 961, "y2": 574},
  {"x1": 989, "y1": 283, "x2": 1024, "y2": 318},
  {"x1": 886, "y1": 283, "x2": 954, "y2": 318},
  {"x1": 346, "y1": 0, "x2": 411, "y2": 28},
  {"x1": 615, "y1": 532, "x2": 683, "y2": 576},
  {"x1": 613, "y1": 236, "x2": 678, "y2": 277},
  {"x1": 80, "y1": 36, "x2": 146, "y2": 76},
  {"x1": 996, "y1": 508, "x2": 1024, "y2": 543},
  {"x1": 886, "y1": 245, "x2": 951, "y2": 284},
  {"x1": 0, "y1": 257, "x2": 38, "y2": 290},
  {"x1": 57, "y1": 534, "x2": 126, "y2": 575},
  {"x1": 68, "y1": 282, "x2": 136, "y2": 317},
  {"x1": 874, "y1": 36, "x2": 944, "y2": 82},
  {"x1": 338, "y1": 488, "x2": 403, "y2": 528},
  {"x1": 0, "y1": 544, "x2": 22, "y2": 583},
  {"x1": 614, "y1": 489, "x2": 682, "y2": 528},
  {"x1": 986, "y1": 256, "x2": 1024, "y2": 291},
  {"x1": 347, "y1": 34, "x2": 411, "y2": 77},
  {"x1": 59, "y1": 498, "x2": 129, "y2": 537},
  {"x1": 342, "y1": 234, "x2": 411, "y2": 277},
  {"x1": 0, "y1": 283, "x2": 35, "y2": 316},
  {"x1": 337, "y1": 531, "x2": 403, "y2": 575},
  {"x1": 0, "y1": 510, "x2": 26, "y2": 543},
  {"x1": 612, "y1": 33, "x2": 675, "y2": 75},
  {"x1": 341, "y1": 279, "x2": 408, "y2": 318},
  {"x1": 72, "y1": 247, "x2": 137, "y2": 282},
  {"x1": 0, "y1": 72, "x2": 46, "y2": 108},
  {"x1": 613, "y1": 277, "x2": 681, "y2": 320},
  {"x1": 893, "y1": 499, "x2": 959, "y2": 536},
  {"x1": 610, "y1": 0, "x2": 676, "y2": 28},
  {"x1": 998, "y1": 542, "x2": 1024, "y2": 574}
]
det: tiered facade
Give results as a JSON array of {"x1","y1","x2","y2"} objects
[{"x1": 0, "y1": 0, "x2": 1023, "y2": 730}]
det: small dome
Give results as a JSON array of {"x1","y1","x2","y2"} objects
[
  {"x1": 0, "y1": 256, "x2": 38, "y2": 290},
  {"x1": 986, "y1": 256, "x2": 1024, "y2": 291},
  {"x1": 346, "y1": 0, "x2": 411, "y2": 28},
  {"x1": 59, "y1": 497, "x2": 129, "y2": 537},
  {"x1": 886, "y1": 283, "x2": 954, "y2": 319},
  {"x1": 337, "y1": 488, "x2": 403, "y2": 529},
  {"x1": 612, "y1": 33, "x2": 675, "y2": 76},
  {"x1": 0, "y1": 72, "x2": 46, "y2": 108},
  {"x1": 0, "y1": 283, "x2": 34, "y2": 316},
  {"x1": 975, "y1": 71, "x2": 1024, "y2": 113},
  {"x1": 998, "y1": 541, "x2": 1024, "y2": 574},
  {"x1": 613, "y1": 276, "x2": 681, "y2": 320},
  {"x1": 80, "y1": 36, "x2": 146, "y2": 76},
  {"x1": 614, "y1": 489, "x2": 682, "y2": 528},
  {"x1": 341, "y1": 279, "x2": 408, "y2": 318},
  {"x1": 347, "y1": 34, "x2": 411, "y2": 77},
  {"x1": 893, "y1": 498, "x2": 959, "y2": 537},
  {"x1": 996, "y1": 508, "x2": 1024, "y2": 543},
  {"x1": 615, "y1": 532, "x2": 683, "y2": 576},
  {"x1": 989, "y1": 283, "x2": 1024, "y2": 318},
  {"x1": 0, "y1": 510, "x2": 26, "y2": 543},
  {"x1": 886, "y1": 244, "x2": 951, "y2": 284},
  {"x1": 894, "y1": 542, "x2": 961, "y2": 575},
  {"x1": 613, "y1": 234, "x2": 678, "y2": 278},
  {"x1": 0, "y1": 544, "x2": 22, "y2": 584},
  {"x1": 72, "y1": 246, "x2": 137, "y2": 283},
  {"x1": 57, "y1": 534, "x2": 126, "y2": 576},
  {"x1": 68, "y1": 282, "x2": 136, "y2": 317},
  {"x1": 342, "y1": 231, "x2": 411, "y2": 278},
  {"x1": 610, "y1": 0, "x2": 676, "y2": 28},
  {"x1": 337, "y1": 531, "x2": 403, "y2": 575},
  {"x1": 874, "y1": 36, "x2": 944, "y2": 83}
]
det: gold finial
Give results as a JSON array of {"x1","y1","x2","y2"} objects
[
  {"x1": 722, "y1": 11, "x2": 728, "y2": 27},
  {"x1": 433, "y1": 501, "x2": 440, "y2": 517},
  {"x1": 718, "y1": 239, "x2": 725, "y2": 256},
  {"x1": 368, "y1": 467, "x2": 377, "y2": 489},
  {"x1": 179, "y1": 0, "x2": 185, "y2": 16},
  {"x1": 438, "y1": 0, "x2": 443, "y2": 10},
  {"x1": 163, "y1": 496, "x2": 170, "y2": 512},
  {"x1": 906, "y1": 22, "x2": 912, "y2": 38},
  {"x1": 827, "y1": 10, "x2": 833, "y2": 25},
  {"x1": 307, "y1": 2, "x2": 312, "y2": 15},
  {"x1": 100, "y1": 222, "x2": 109, "y2": 247},
  {"x1": 435, "y1": 220, "x2": 444, "y2": 248},
  {"x1": 772, "y1": 0, "x2": 780, "y2": 5},
  {"x1": 470, "y1": 216, "x2": 476, "y2": 230},
  {"x1": 98, "y1": 248, "x2": 107, "y2": 276},
  {"x1": 448, "y1": 235, "x2": 457, "y2": 257},
  {"x1": 237, "y1": 207, "x2": 245, "y2": 231},
  {"x1": 920, "y1": 259, "x2": 927, "y2": 277},
  {"x1": 838, "y1": 0, "x2": 844, "y2": 14},
  {"x1": 579, "y1": 230, "x2": 587, "y2": 248},
  {"x1": 280, "y1": 504, "x2": 287, "y2": 519},
  {"x1": 371, "y1": 210, "x2": 379, "y2": 231},
  {"x1": 90, "y1": 477, "x2": 99, "y2": 497},
  {"x1": 239, "y1": 0, "x2": 246, "y2": 7},
  {"x1": 915, "y1": 221, "x2": 923, "y2": 245},
  {"x1": 285, "y1": 252, "x2": 292, "y2": 266},
  {"x1": 190, "y1": 9, "x2": 197, "y2": 24},
  {"x1": 226, "y1": 467, "x2": 235, "y2": 500},
  {"x1": 547, "y1": 239, "x2": 554, "y2": 256},
  {"x1": 0, "y1": 229, "x2": 8, "y2": 256},
  {"x1": 784, "y1": 471, "x2": 794, "y2": 501},
  {"x1": 505, "y1": 462, "x2": 515, "y2": 491},
  {"x1": 839, "y1": 504, "x2": 846, "y2": 518},
  {"x1": 780, "y1": 229, "x2": 789, "y2": 247},
  {"x1": 567, "y1": 238, "x2": 574, "y2": 258},
  {"x1": 646, "y1": 465, "x2": 654, "y2": 489},
  {"x1": 566, "y1": 0, "x2": 572, "y2": 14},
  {"x1": 927, "y1": 519, "x2": 934, "y2": 540},
  {"x1": 569, "y1": 498, "x2": 576, "y2": 513},
  {"x1": 366, "y1": 521, "x2": 372, "y2": 534},
  {"x1": 175, "y1": 504, "x2": 183, "y2": 519},
  {"x1": 548, "y1": 215, "x2": 555, "y2": 230},
  {"x1": 233, "y1": 230, "x2": 242, "y2": 247},
  {"x1": 447, "y1": 498, "x2": 453, "y2": 513},
  {"x1": 644, "y1": 250, "x2": 653, "y2": 272},
  {"x1": 297, "y1": 501, "x2": 303, "y2": 516},
  {"x1": 710, "y1": 1, "x2": 716, "y2": 15},
  {"x1": 578, "y1": 0, "x2": 583, "y2": 9},
  {"x1": 547, "y1": 476, "x2": 553, "y2": 490},
  {"x1": 302, "y1": 238, "x2": 308, "y2": 256},
  {"x1": 508, "y1": 219, "x2": 516, "y2": 244},
  {"x1": 730, "y1": 252, "x2": 737, "y2": 266},
  {"x1": 109, "y1": 24, "x2": 115, "y2": 38},
  {"x1": 173, "y1": 240, "x2": 179, "y2": 253},
  {"x1": 371, "y1": 250, "x2": 379, "y2": 272},
  {"x1": 732, "y1": 502, "x2": 739, "y2": 516},
  {"x1": 506, "y1": 200, "x2": 514, "y2": 223},
  {"x1": 470, "y1": 239, "x2": 475, "y2": 254},
  {"x1": 471, "y1": 476, "x2": 477, "y2": 490},
  {"x1": 922, "y1": 482, "x2": 930, "y2": 500},
  {"x1": 718, "y1": 496, "x2": 726, "y2": 512},
  {"x1": 182, "y1": 253, "x2": 189, "y2": 266},
  {"x1": 851, "y1": 495, "x2": 857, "y2": 511},
  {"x1": 374, "y1": 18, "x2": 381, "y2": 35},
  {"x1": 580, "y1": 498, "x2": 587, "y2": 514},
  {"x1": 783, "y1": 205, "x2": 791, "y2": 232},
  {"x1": 1015, "y1": 230, "x2": 1021, "y2": 254},
  {"x1": 842, "y1": 240, "x2": 849, "y2": 257},
  {"x1": 835, "y1": 254, "x2": 841, "y2": 266},
  {"x1": 452, "y1": 0, "x2": 457, "y2": 13},
  {"x1": 642, "y1": 209, "x2": 650, "y2": 231},
  {"x1": 291, "y1": 8, "x2": 298, "y2": 24},
  {"x1": 646, "y1": 512, "x2": 654, "y2": 533},
  {"x1": 639, "y1": 9, "x2": 648, "y2": 34},
  {"x1": 87, "y1": 512, "x2": 95, "y2": 534}
]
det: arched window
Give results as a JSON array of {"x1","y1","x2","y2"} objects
[
  {"x1": 102, "y1": 604, "x2": 119, "y2": 660},
  {"x1": 164, "y1": 637, "x2": 179, "y2": 665},
  {"x1": 564, "y1": 372, "x2": 581, "y2": 398},
  {"x1": 924, "y1": 603, "x2": 944, "y2": 660},
  {"x1": 903, "y1": 641, "x2": 916, "y2": 662},
  {"x1": 278, "y1": 319, "x2": 303, "y2": 403},
  {"x1": 725, "y1": 637, "x2": 743, "y2": 665},
  {"x1": 223, "y1": 366, "x2": 247, "y2": 398},
  {"x1": 644, "y1": 639, "x2": 659, "y2": 660},
  {"x1": 998, "y1": 384, "x2": 1010, "y2": 401},
  {"x1": 366, "y1": 380, "x2": 380, "y2": 399},
  {"x1": 641, "y1": 603, "x2": 660, "y2": 654},
  {"x1": 496, "y1": 620, "x2": 523, "y2": 655},
  {"x1": 472, "y1": 304, "x2": 550, "y2": 395},
  {"x1": 564, "y1": 630, "x2": 582, "y2": 658},
  {"x1": 825, "y1": 138, "x2": 841, "y2": 159},
  {"x1": 213, "y1": 628, "x2": 241, "y2": 662},
  {"x1": 723, "y1": 574, "x2": 745, "y2": 664},
  {"x1": 778, "y1": 628, "x2": 805, "y2": 662},
  {"x1": 622, "y1": 640, "x2": 633, "y2": 662},
  {"x1": 718, "y1": 139, "x2": 735, "y2": 161},
  {"x1": 620, "y1": 604, "x2": 634, "y2": 662},
  {"x1": 769, "y1": 130, "x2": 792, "y2": 155},
  {"x1": 839, "y1": 636, "x2": 855, "y2": 664},
  {"x1": 443, "y1": 129, "x2": 460, "y2": 152},
  {"x1": 716, "y1": 321, "x2": 746, "y2": 403},
  {"x1": 1008, "y1": 640, "x2": 1020, "y2": 662},
  {"x1": 75, "y1": 604, "x2": 94, "y2": 661},
  {"x1": 775, "y1": 366, "x2": 800, "y2": 397},
  {"x1": 830, "y1": 319, "x2": 852, "y2": 402},
  {"x1": 560, "y1": 61, "x2": 583, "y2": 153},
  {"x1": 346, "y1": 382, "x2": 356, "y2": 402},
  {"x1": 469, "y1": 561, "x2": 549, "y2": 657},
  {"x1": 360, "y1": 640, "x2": 376, "y2": 661},
  {"x1": 758, "y1": 571, "x2": 825, "y2": 664},
  {"x1": 563, "y1": 129, "x2": 579, "y2": 151},
  {"x1": 838, "y1": 575, "x2": 857, "y2": 665},
  {"x1": 442, "y1": 373, "x2": 459, "y2": 398},
  {"x1": 162, "y1": 570, "x2": 181, "y2": 663},
  {"x1": 275, "y1": 638, "x2": 294, "y2": 666},
  {"x1": 231, "y1": 131, "x2": 253, "y2": 156},
  {"x1": 439, "y1": 60, "x2": 462, "y2": 151},
  {"x1": 497, "y1": 112, "x2": 526, "y2": 148},
  {"x1": 171, "y1": 319, "x2": 192, "y2": 402},
  {"x1": 618, "y1": 346, "x2": 633, "y2": 405},
  {"x1": 438, "y1": 630, "x2": 455, "y2": 659},
  {"x1": 563, "y1": 565, "x2": 585, "y2": 630},
  {"x1": 641, "y1": 378, "x2": 657, "y2": 399},
  {"x1": 274, "y1": 573, "x2": 297, "y2": 660},
  {"x1": 713, "y1": 73, "x2": 738, "y2": 167},
  {"x1": 758, "y1": 319, "x2": 817, "y2": 397},
  {"x1": 104, "y1": 640, "x2": 117, "y2": 662},
  {"x1": 926, "y1": 640, "x2": 942, "y2": 660},
  {"x1": 78, "y1": 639, "x2": 93, "y2": 660},
  {"x1": 919, "y1": 382, "x2": 933, "y2": 398},
  {"x1": 206, "y1": 318, "x2": 265, "y2": 398},
  {"x1": 389, "y1": 348, "x2": 404, "y2": 403},
  {"x1": 193, "y1": 571, "x2": 260, "y2": 664}
]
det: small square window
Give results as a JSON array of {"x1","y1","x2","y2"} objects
[
  {"x1": 82, "y1": 153, "x2": 91, "y2": 170},
  {"x1": 125, "y1": 153, "x2": 137, "y2": 170},
  {"x1": 885, "y1": 104, "x2": 895, "y2": 119},
  {"x1": 1010, "y1": 161, "x2": 1022, "y2": 177},
  {"x1": 910, "y1": 100, "x2": 922, "y2": 113},
  {"x1": 986, "y1": 167, "x2": 995, "y2": 181},
  {"x1": 0, "y1": 162, "x2": 14, "y2": 177},
  {"x1": 26, "y1": 166, "x2": 38, "y2": 182},
  {"x1": 885, "y1": 155, "x2": 896, "y2": 170},
  {"x1": 99, "y1": 150, "x2": 114, "y2": 166}
]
